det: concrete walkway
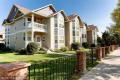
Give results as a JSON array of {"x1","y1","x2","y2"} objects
[{"x1": 80, "y1": 48, "x2": 120, "y2": 80}]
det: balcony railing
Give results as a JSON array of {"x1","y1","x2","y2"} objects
[{"x1": 26, "y1": 22, "x2": 47, "y2": 32}]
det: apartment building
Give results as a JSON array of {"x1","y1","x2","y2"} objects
[
  {"x1": 81, "y1": 23, "x2": 87, "y2": 44},
  {"x1": 3, "y1": 4, "x2": 87, "y2": 50},
  {"x1": 65, "y1": 14, "x2": 84, "y2": 48},
  {"x1": 2, "y1": 4, "x2": 70, "y2": 50},
  {"x1": 87, "y1": 25, "x2": 98, "y2": 45}
]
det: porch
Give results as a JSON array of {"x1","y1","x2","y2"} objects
[
  {"x1": 25, "y1": 31, "x2": 46, "y2": 48},
  {"x1": 25, "y1": 13, "x2": 48, "y2": 33}
]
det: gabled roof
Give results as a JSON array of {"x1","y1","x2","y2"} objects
[
  {"x1": 14, "y1": 4, "x2": 30, "y2": 14},
  {"x1": 7, "y1": 4, "x2": 30, "y2": 19},
  {"x1": 49, "y1": 10, "x2": 69, "y2": 21},
  {"x1": 68, "y1": 14, "x2": 84, "y2": 27},
  {"x1": 32, "y1": 4, "x2": 56, "y2": 13},
  {"x1": 68, "y1": 14, "x2": 77, "y2": 21},
  {"x1": 32, "y1": 4, "x2": 56, "y2": 17},
  {"x1": 87, "y1": 25, "x2": 99, "y2": 32}
]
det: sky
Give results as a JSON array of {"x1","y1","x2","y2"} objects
[{"x1": 0, "y1": 0, "x2": 118, "y2": 36}]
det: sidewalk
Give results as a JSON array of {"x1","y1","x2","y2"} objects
[{"x1": 80, "y1": 48, "x2": 120, "y2": 80}]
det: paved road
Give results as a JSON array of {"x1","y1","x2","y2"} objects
[{"x1": 80, "y1": 48, "x2": 120, "y2": 80}]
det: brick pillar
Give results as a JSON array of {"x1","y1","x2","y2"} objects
[
  {"x1": 112, "y1": 45, "x2": 115, "y2": 51},
  {"x1": 108, "y1": 46, "x2": 111, "y2": 53},
  {"x1": 102, "y1": 47, "x2": 105, "y2": 58},
  {"x1": 105, "y1": 46, "x2": 110, "y2": 54},
  {"x1": 115, "y1": 45, "x2": 119, "y2": 50},
  {"x1": 76, "y1": 50, "x2": 86, "y2": 73},
  {"x1": 110, "y1": 45, "x2": 113, "y2": 51},
  {"x1": 0, "y1": 62, "x2": 31, "y2": 80},
  {"x1": 96, "y1": 47, "x2": 102, "y2": 61}
]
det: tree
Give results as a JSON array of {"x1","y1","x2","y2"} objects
[
  {"x1": 102, "y1": 31, "x2": 111, "y2": 46},
  {"x1": 111, "y1": 1, "x2": 120, "y2": 33},
  {"x1": 97, "y1": 36, "x2": 102, "y2": 46}
]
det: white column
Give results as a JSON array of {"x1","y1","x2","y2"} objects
[
  {"x1": 25, "y1": 17, "x2": 27, "y2": 28},
  {"x1": 25, "y1": 32, "x2": 27, "y2": 47},
  {"x1": 31, "y1": 14, "x2": 34, "y2": 42}
]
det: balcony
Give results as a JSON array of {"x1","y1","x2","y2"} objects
[{"x1": 26, "y1": 22, "x2": 47, "y2": 32}]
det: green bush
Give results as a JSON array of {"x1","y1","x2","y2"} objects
[
  {"x1": 82, "y1": 42, "x2": 89, "y2": 48},
  {"x1": 1, "y1": 47, "x2": 12, "y2": 52},
  {"x1": 39, "y1": 47, "x2": 46, "y2": 51},
  {"x1": 71, "y1": 42, "x2": 80, "y2": 50},
  {"x1": 0, "y1": 43, "x2": 6, "y2": 50},
  {"x1": 18, "y1": 48, "x2": 27, "y2": 55},
  {"x1": 60, "y1": 47, "x2": 68, "y2": 52},
  {"x1": 26, "y1": 42, "x2": 38, "y2": 55},
  {"x1": 90, "y1": 44, "x2": 96, "y2": 47}
]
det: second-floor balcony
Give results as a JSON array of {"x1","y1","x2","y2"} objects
[{"x1": 26, "y1": 22, "x2": 47, "y2": 32}]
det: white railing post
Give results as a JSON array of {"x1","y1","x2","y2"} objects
[{"x1": 31, "y1": 14, "x2": 34, "y2": 42}]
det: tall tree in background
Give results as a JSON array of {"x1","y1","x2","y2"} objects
[{"x1": 110, "y1": 0, "x2": 120, "y2": 34}]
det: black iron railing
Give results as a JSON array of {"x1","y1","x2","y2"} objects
[
  {"x1": 28, "y1": 54, "x2": 77, "y2": 80},
  {"x1": 86, "y1": 47, "x2": 97, "y2": 69}
]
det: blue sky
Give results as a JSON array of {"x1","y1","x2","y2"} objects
[{"x1": 0, "y1": 0, "x2": 118, "y2": 36}]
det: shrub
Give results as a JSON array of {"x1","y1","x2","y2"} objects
[
  {"x1": 0, "y1": 43, "x2": 6, "y2": 50},
  {"x1": 39, "y1": 47, "x2": 46, "y2": 51},
  {"x1": 71, "y1": 42, "x2": 80, "y2": 50},
  {"x1": 60, "y1": 47, "x2": 68, "y2": 52},
  {"x1": 26, "y1": 42, "x2": 38, "y2": 55},
  {"x1": 82, "y1": 42, "x2": 89, "y2": 48},
  {"x1": 1, "y1": 47, "x2": 12, "y2": 52},
  {"x1": 90, "y1": 44, "x2": 96, "y2": 47},
  {"x1": 18, "y1": 48, "x2": 27, "y2": 55}
]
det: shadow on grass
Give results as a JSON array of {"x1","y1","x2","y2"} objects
[
  {"x1": 0, "y1": 51, "x2": 13, "y2": 54},
  {"x1": 44, "y1": 54, "x2": 65, "y2": 58}
]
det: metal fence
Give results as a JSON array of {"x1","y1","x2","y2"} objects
[
  {"x1": 28, "y1": 54, "x2": 77, "y2": 80},
  {"x1": 86, "y1": 47, "x2": 97, "y2": 69}
]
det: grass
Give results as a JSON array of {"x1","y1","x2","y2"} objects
[
  {"x1": 0, "y1": 52, "x2": 65, "y2": 63},
  {"x1": 63, "y1": 51, "x2": 76, "y2": 54}
]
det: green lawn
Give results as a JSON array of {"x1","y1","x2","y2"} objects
[{"x1": 0, "y1": 52, "x2": 65, "y2": 63}]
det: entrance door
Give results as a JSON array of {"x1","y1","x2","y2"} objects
[{"x1": 36, "y1": 35, "x2": 41, "y2": 47}]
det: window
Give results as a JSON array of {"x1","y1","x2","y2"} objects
[
  {"x1": 59, "y1": 24, "x2": 64, "y2": 28},
  {"x1": 85, "y1": 34, "x2": 86, "y2": 38},
  {"x1": 55, "y1": 40, "x2": 58, "y2": 43},
  {"x1": 54, "y1": 15, "x2": 57, "y2": 27},
  {"x1": 42, "y1": 36, "x2": 45, "y2": 41},
  {"x1": 73, "y1": 38, "x2": 75, "y2": 42},
  {"x1": 23, "y1": 18, "x2": 26, "y2": 26},
  {"x1": 55, "y1": 23, "x2": 57, "y2": 27},
  {"x1": 73, "y1": 31, "x2": 75, "y2": 36},
  {"x1": 0, "y1": 35, "x2": 3, "y2": 38},
  {"x1": 59, "y1": 40, "x2": 64, "y2": 43},
  {"x1": 72, "y1": 21, "x2": 75, "y2": 30},
  {"x1": 23, "y1": 33, "x2": 25, "y2": 41},
  {"x1": 7, "y1": 40, "x2": 9, "y2": 44},
  {"x1": 28, "y1": 36, "x2": 31, "y2": 41},
  {"x1": 37, "y1": 37, "x2": 41, "y2": 42},
  {"x1": 76, "y1": 31, "x2": 79, "y2": 36},
  {"x1": 15, "y1": 27, "x2": 16, "y2": 30},
  {"x1": 27, "y1": 18, "x2": 31, "y2": 21}
]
